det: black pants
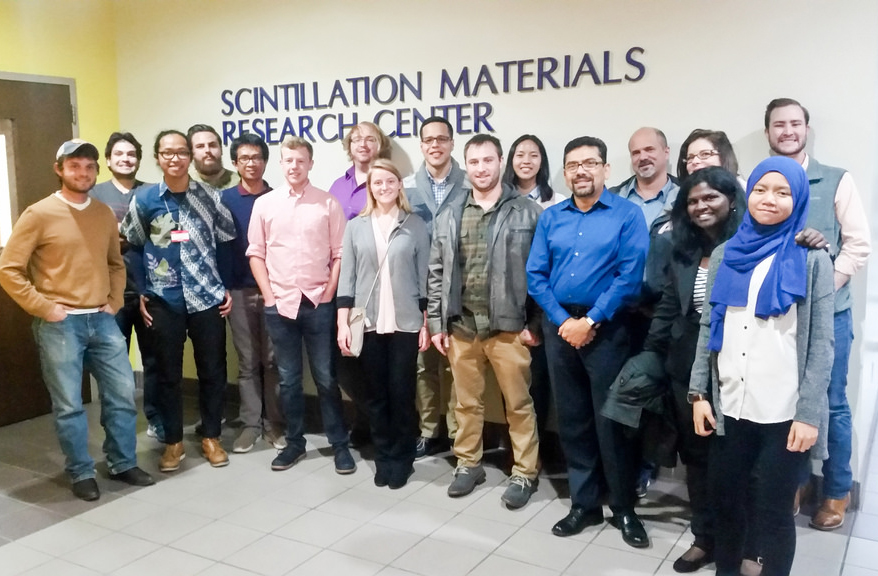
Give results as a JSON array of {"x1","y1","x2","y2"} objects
[
  {"x1": 116, "y1": 295, "x2": 161, "y2": 429},
  {"x1": 529, "y1": 342, "x2": 552, "y2": 437},
  {"x1": 360, "y1": 332, "x2": 419, "y2": 479},
  {"x1": 710, "y1": 417, "x2": 807, "y2": 576},
  {"x1": 670, "y1": 377, "x2": 713, "y2": 547},
  {"x1": 543, "y1": 316, "x2": 637, "y2": 513},
  {"x1": 147, "y1": 299, "x2": 227, "y2": 443}
]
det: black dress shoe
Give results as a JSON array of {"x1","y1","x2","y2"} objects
[
  {"x1": 109, "y1": 467, "x2": 156, "y2": 486},
  {"x1": 610, "y1": 512, "x2": 650, "y2": 548},
  {"x1": 672, "y1": 543, "x2": 714, "y2": 573},
  {"x1": 551, "y1": 505, "x2": 604, "y2": 537},
  {"x1": 72, "y1": 478, "x2": 100, "y2": 501}
]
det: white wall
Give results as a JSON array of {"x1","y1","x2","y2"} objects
[{"x1": 114, "y1": 0, "x2": 878, "y2": 483}]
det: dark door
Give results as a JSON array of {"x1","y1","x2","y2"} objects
[{"x1": 0, "y1": 75, "x2": 84, "y2": 426}]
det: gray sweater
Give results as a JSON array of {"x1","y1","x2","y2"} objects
[
  {"x1": 337, "y1": 211, "x2": 430, "y2": 333},
  {"x1": 688, "y1": 244, "x2": 835, "y2": 459}
]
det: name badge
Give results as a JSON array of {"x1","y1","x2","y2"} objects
[{"x1": 170, "y1": 230, "x2": 190, "y2": 243}]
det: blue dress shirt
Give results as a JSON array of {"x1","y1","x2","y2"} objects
[{"x1": 526, "y1": 189, "x2": 649, "y2": 326}]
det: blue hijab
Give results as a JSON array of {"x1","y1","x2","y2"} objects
[{"x1": 707, "y1": 156, "x2": 810, "y2": 351}]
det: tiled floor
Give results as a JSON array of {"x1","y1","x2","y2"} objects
[{"x1": 0, "y1": 397, "x2": 876, "y2": 576}]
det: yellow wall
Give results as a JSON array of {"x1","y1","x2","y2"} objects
[{"x1": 0, "y1": 0, "x2": 119, "y2": 146}]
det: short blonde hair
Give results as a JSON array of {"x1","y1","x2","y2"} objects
[
  {"x1": 280, "y1": 135, "x2": 313, "y2": 158},
  {"x1": 361, "y1": 159, "x2": 412, "y2": 216},
  {"x1": 343, "y1": 122, "x2": 392, "y2": 162}
]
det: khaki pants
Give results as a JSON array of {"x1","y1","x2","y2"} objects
[
  {"x1": 447, "y1": 331, "x2": 539, "y2": 478},
  {"x1": 416, "y1": 346, "x2": 458, "y2": 439}
]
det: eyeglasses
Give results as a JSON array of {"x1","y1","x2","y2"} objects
[
  {"x1": 564, "y1": 159, "x2": 604, "y2": 173},
  {"x1": 685, "y1": 149, "x2": 719, "y2": 164},
  {"x1": 237, "y1": 155, "x2": 264, "y2": 164},
  {"x1": 158, "y1": 150, "x2": 191, "y2": 160},
  {"x1": 422, "y1": 136, "x2": 452, "y2": 146},
  {"x1": 351, "y1": 136, "x2": 378, "y2": 146}
]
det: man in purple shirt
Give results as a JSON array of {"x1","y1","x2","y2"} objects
[{"x1": 328, "y1": 121, "x2": 392, "y2": 446}]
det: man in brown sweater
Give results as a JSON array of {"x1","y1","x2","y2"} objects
[{"x1": 0, "y1": 139, "x2": 154, "y2": 501}]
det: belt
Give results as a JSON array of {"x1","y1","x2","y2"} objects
[{"x1": 561, "y1": 304, "x2": 591, "y2": 319}]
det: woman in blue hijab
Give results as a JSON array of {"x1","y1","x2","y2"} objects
[{"x1": 688, "y1": 156, "x2": 834, "y2": 576}]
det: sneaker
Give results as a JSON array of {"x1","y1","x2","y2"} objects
[
  {"x1": 263, "y1": 429, "x2": 287, "y2": 450},
  {"x1": 415, "y1": 437, "x2": 429, "y2": 460},
  {"x1": 334, "y1": 446, "x2": 357, "y2": 475},
  {"x1": 146, "y1": 423, "x2": 166, "y2": 443},
  {"x1": 233, "y1": 428, "x2": 260, "y2": 453},
  {"x1": 415, "y1": 436, "x2": 448, "y2": 460},
  {"x1": 447, "y1": 464, "x2": 486, "y2": 497},
  {"x1": 501, "y1": 475, "x2": 537, "y2": 509},
  {"x1": 159, "y1": 442, "x2": 185, "y2": 472},
  {"x1": 202, "y1": 437, "x2": 230, "y2": 467},
  {"x1": 271, "y1": 445, "x2": 306, "y2": 471}
]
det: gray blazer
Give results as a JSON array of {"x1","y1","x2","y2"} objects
[
  {"x1": 689, "y1": 243, "x2": 835, "y2": 459},
  {"x1": 337, "y1": 211, "x2": 430, "y2": 333}
]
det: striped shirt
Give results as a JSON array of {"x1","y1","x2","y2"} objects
[{"x1": 692, "y1": 266, "x2": 708, "y2": 314}]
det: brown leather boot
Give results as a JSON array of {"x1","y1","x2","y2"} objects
[
  {"x1": 810, "y1": 494, "x2": 851, "y2": 531},
  {"x1": 202, "y1": 437, "x2": 229, "y2": 467},
  {"x1": 159, "y1": 442, "x2": 186, "y2": 472}
]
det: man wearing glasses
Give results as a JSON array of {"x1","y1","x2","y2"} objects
[
  {"x1": 403, "y1": 116, "x2": 468, "y2": 459},
  {"x1": 527, "y1": 136, "x2": 650, "y2": 547},
  {"x1": 188, "y1": 124, "x2": 240, "y2": 191},
  {"x1": 122, "y1": 130, "x2": 237, "y2": 473},
  {"x1": 219, "y1": 133, "x2": 285, "y2": 454}
]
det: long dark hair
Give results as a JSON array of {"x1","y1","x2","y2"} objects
[
  {"x1": 670, "y1": 166, "x2": 744, "y2": 263},
  {"x1": 504, "y1": 134, "x2": 554, "y2": 203},
  {"x1": 676, "y1": 129, "x2": 739, "y2": 179}
]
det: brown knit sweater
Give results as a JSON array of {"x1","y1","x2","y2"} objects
[{"x1": 0, "y1": 194, "x2": 124, "y2": 319}]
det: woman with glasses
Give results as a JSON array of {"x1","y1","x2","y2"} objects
[
  {"x1": 336, "y1": 159, "x2": 431, "y2": 489},
  {"x1": 676, "y1": 129, "x2": 747, "y2": 189}
]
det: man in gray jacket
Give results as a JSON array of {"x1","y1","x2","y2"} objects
[
  {"x1": 427, "y1": 134, "x2": 541, "y2": 509},
  {"x1": 404, "y1": 116, "x2": 468, "y2": 459}
]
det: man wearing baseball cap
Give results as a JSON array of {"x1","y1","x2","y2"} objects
[{"x1": 0, "y1": 139, "x2": 154, "y2": 501}]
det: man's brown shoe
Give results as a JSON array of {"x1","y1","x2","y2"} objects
[
  {"x1": 159, "y1": 442, "x2": 186, "y2": 472},
  {"x1": 202, "y1": 437, "x2": 230, "y2": 467},
  {"x1": 810, "y1": 494, "x2": 850, "y2": 531}
]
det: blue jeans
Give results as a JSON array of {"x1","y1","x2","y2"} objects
[
  {"x1": 32, "y1": 312, "x2": 139, "y2": 482},
  {"x1": 264, "y1": 300, "x2": 348, "y2": 451},
  {"x1": 821, "y1": 309, "x2": 853, "y2": 499}
]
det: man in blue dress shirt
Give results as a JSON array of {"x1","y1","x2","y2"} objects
[{"x1": 526, "y1": 136, "x2": 650, "y2": 547}]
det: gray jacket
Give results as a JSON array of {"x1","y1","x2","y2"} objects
[
  {"x1": 427, "y1": 184, "x2": 542, "y2": 335},
  {"x1": 337, "y1": 211, "x2": 430, "y2": 333},
  {"x1": 403, "y1": 159, "x2": 469, "y2": 237},
  {"x1": 688, "y1": 244, "x2": 835, "y2": 459}
]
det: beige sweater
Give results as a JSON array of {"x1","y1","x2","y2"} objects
[{"x1": 0, "y1": 194, "x2": 125, "y2": 319}]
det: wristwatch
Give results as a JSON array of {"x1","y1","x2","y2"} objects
[
  {"x1": 584, "y1": 316, "x2": 596, "y2": 327},
  {"x1": 687, "y1": 393, "x2": 708, "y2": 404}
]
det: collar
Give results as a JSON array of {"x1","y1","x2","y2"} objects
[
  {"x1": 562, "y1": 188, "x2": 612, "y2": 213},
  {"x1": 159, "y1": 178, "x2": 199, "y2": 197},
  {"x1": 285, "y1": 181, "x2": 312, "y2": 198},
  {"x1": 237, "y1": 180, "x2": 273, "y2": 196}
]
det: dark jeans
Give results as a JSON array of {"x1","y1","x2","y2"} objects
[
  {"x1": 360, "y1": 332, "x2": 419, "y2": 477},
  {"x1": 116, "y1": 295, "x2": 162, "y2": 433},
  {"x1": 710, "y1": 417, "x2": 807, "y2": 576},
  {"x1": 822, "y1": 309, "x2": 854, "y2": 498},
  {"x1": 147, "y1": 299, "x2": 227, "y2": 444},
  {"x1": 671, "y1": 377, "x2": 713, "y2": 546},
  {"x1": 529, "y1": 342, "x2": 551, "y2": 437},
  {"x1": 543, "y1": 316, "x2": 637, "y2": 513},
  {"x1": 263, "y1": 300, "x2": 348, "y2": 451}
]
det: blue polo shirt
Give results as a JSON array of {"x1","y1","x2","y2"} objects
[
  {"x1": 122, "y1": 179, "x2": 236, "y2": 313},
  {"x1": 526, "y1": 189, "x2": 649, "y2": 326},
  {"x1": 219, "y1": 181, "x2": 272, "y2": 290}
]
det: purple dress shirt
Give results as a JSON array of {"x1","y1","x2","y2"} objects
[{"x1": 328, "y1": 166, "x2": 367, "y2": 220}]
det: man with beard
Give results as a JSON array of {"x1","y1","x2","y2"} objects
[
  {"x1": 610, "y1": 127, "x2": 679, "y2": 229},
  {"x1": 764, "y1": 98, "x2": 871, "y2": 531},
  {"x1": 427, "y1": 134, "x2": 541, "y2": 509},
  {"x1": 188, "y1": 124, "x2": 240, "y2": 191},
  {"x1": 89, "y1": 132, "x2": 163, "y2": 442},
  {"x1": 0, "y1": 140, "x2": 154, "y2": 501},
  {"x1": 527, "y1": 136, "x2": 650, "y2": 547}
]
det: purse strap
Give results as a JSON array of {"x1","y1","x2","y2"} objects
[{"x1": 362, "y1": 213, "x2": 410, "y2": 311}]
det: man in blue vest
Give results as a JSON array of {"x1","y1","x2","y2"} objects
[{"x1": 765, "y1": 98, "x2": 871, "y2": 531}]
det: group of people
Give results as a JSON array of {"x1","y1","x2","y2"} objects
[{"x1": 0, "y1": 97, "x2": 870, "y2": 576}]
